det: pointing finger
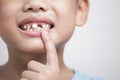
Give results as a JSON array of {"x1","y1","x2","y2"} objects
[{"x1": 41, "y1": 30, "x2": 59, "y2": 69}]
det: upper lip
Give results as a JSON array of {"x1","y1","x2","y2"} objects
[{"x1": 18, "y1": 16, "x2": 54, "y2": 28}]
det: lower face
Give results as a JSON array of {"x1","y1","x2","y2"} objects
[{"x1": 0, "y1": 0, "x2": 77, "y2": 54}]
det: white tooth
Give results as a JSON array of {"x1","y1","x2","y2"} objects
[
  {"x1": 32, "y1": 23, "x2": 38, "y2": 29},
  {"x1": 37, "y1": 27, "x2": 42, "y2": 30},
  {"x1": 33, "y1": 26, "x2": 42, "y2": 31},
  {"x1": 46, "y1": 24, "x2": 50, "y2": 29},
  {"x1": 23, "y1": 25, "x2": 27, "y2": 30},
  {"x1": 31, "y1": 23, "x2": 43, "y2": 31},
  {"x1": 26, "y1": 25, "x2": 31, "y2": 31},
  {"x1": 42, "y1": 24, "x2": 46, "y2": 28},
  {"x1": 42, "y1": 24, "x2": 50, "y2": 30}
]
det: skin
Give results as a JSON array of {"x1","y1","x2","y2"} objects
[{"x1": 0, "y1": 0, "x2": 89, "y2": 80}]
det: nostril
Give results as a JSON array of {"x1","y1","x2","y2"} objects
[
  {"x1": 39, "y1": 7, "x2": 45, "y2": 11},
  {"x1": 28, "y1": 8, "x2": 33, "y2": 11},
  {"x1": 23, "y1": 1, "x2": 48, "y2": 12},
  {"x1": 26, "y1": 7, "x2": 45, "y2": 12},
  {"x1": 24, "y1": 7, "x2": 46, "y2": 12}
]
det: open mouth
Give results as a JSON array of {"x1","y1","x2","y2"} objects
[
  {"x1": 19, "y1": 23, "x2": 54, "y2": 31},
  {"x1": 18, "y1": 17, "x2": 54, "y2": 32},
  {"x1": 18, "y1": 17, "x2": 54, "y2": 37}
]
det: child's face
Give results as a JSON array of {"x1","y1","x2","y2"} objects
[{"x1": 0, "y1": 0, "x2": 83, "y2": 53}]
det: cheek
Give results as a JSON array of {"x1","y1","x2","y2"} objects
[
  {"x1": 0, "y1": 7, "x2": 14, "y2": 38},
  {"x1": 53, "y1": 14, "x2": 76, "y2": 47},
  {"x1": 51, "y1": 1, "x2": 76, "y2": 44},
  {"x1": 0, "y1": 2, "x2": 21, "y2": 34},
  {"x1": 57, "y1": 5, "x2": 76, "y2": 35},
  {"x1": 0, "y1": 1, "x2": 22, "y2": 21},
  {"x1": 0, "y1": 2, "x2": 22, "y2": 45}
]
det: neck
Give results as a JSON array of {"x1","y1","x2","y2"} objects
[{"x1": 0, "y1": 46, "x2": 74, "y2": 80}]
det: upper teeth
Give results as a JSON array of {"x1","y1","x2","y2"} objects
[
  {"x1": 21, "y1": 23, "x2": 51, "y2": 31},
  {"x1": 32, "y1": 23, "x2": 38, "y2": 29}
]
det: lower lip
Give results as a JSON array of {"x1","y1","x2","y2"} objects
[{"x1": 19, "y1": 29, "x2": 51, "y2": 37}]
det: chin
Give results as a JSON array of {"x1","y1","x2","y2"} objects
[
  {"x1": 23, "y1": 46, "x2": 46, "y2": 54},
  {"x1": 17, "y1": 39, "x2": 47, "y2": 54}
]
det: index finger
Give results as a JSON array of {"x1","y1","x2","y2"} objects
[{"x1": 41, "y1": 30, "x2": 59, "y2": 69}]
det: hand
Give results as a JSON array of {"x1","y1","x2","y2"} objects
[{"x1": 21, "y1": 30, "x2": 61, "y2": 80}]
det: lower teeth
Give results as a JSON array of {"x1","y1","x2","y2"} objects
[{"x1": 32, "y1": 27, "x2": 41, "y2": 31}]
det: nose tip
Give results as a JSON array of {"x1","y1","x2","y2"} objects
[{"x1": 23, "y1": 1, "x2": 48, "y2": 12}]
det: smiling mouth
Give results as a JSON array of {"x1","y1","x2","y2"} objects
[
  {"x1": 18, "y1": 17, "x2": 54, "y2": 31},
  {"x1": 19, "y1": 23, "x2": 53, "y2": 31},
  {"x1": 18, "y1": 17, "x2": 54, "y2": 37}
]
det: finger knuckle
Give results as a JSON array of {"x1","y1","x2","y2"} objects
[
  {"x1": 21, "y1": 70, "x2": 27, "y2": 77},
  {"x1": 27, "y1": 60, "x2": 34, "y2": 68}
]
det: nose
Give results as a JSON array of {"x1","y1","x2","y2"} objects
[{"x1": 23, "y1": 0, "x2": 48, "y2": 12}]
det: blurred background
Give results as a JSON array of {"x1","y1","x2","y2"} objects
[{"x1": 0, "y1": 0, "x2": 120, "y2": 80}]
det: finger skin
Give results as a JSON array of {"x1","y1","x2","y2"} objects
[
  {"x1": 41, "y1": 30, "x2": 59, "y2": 69},
  {"x1": 22, "y1": 70, "x2": 41, "y2": 80},
  {"x1": 28, "y1": 60, "x2": 46, "y2": 73},
  {"x1": 20, "y1": 78, "x2": 29, "y2": 80},
  {"x1": 21, "y1": 70, "x2": 55, "y2": 80}
]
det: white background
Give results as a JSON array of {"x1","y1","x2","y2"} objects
[{"x1": 0, "y1": 0, "x2": 120, "y2": 80}]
